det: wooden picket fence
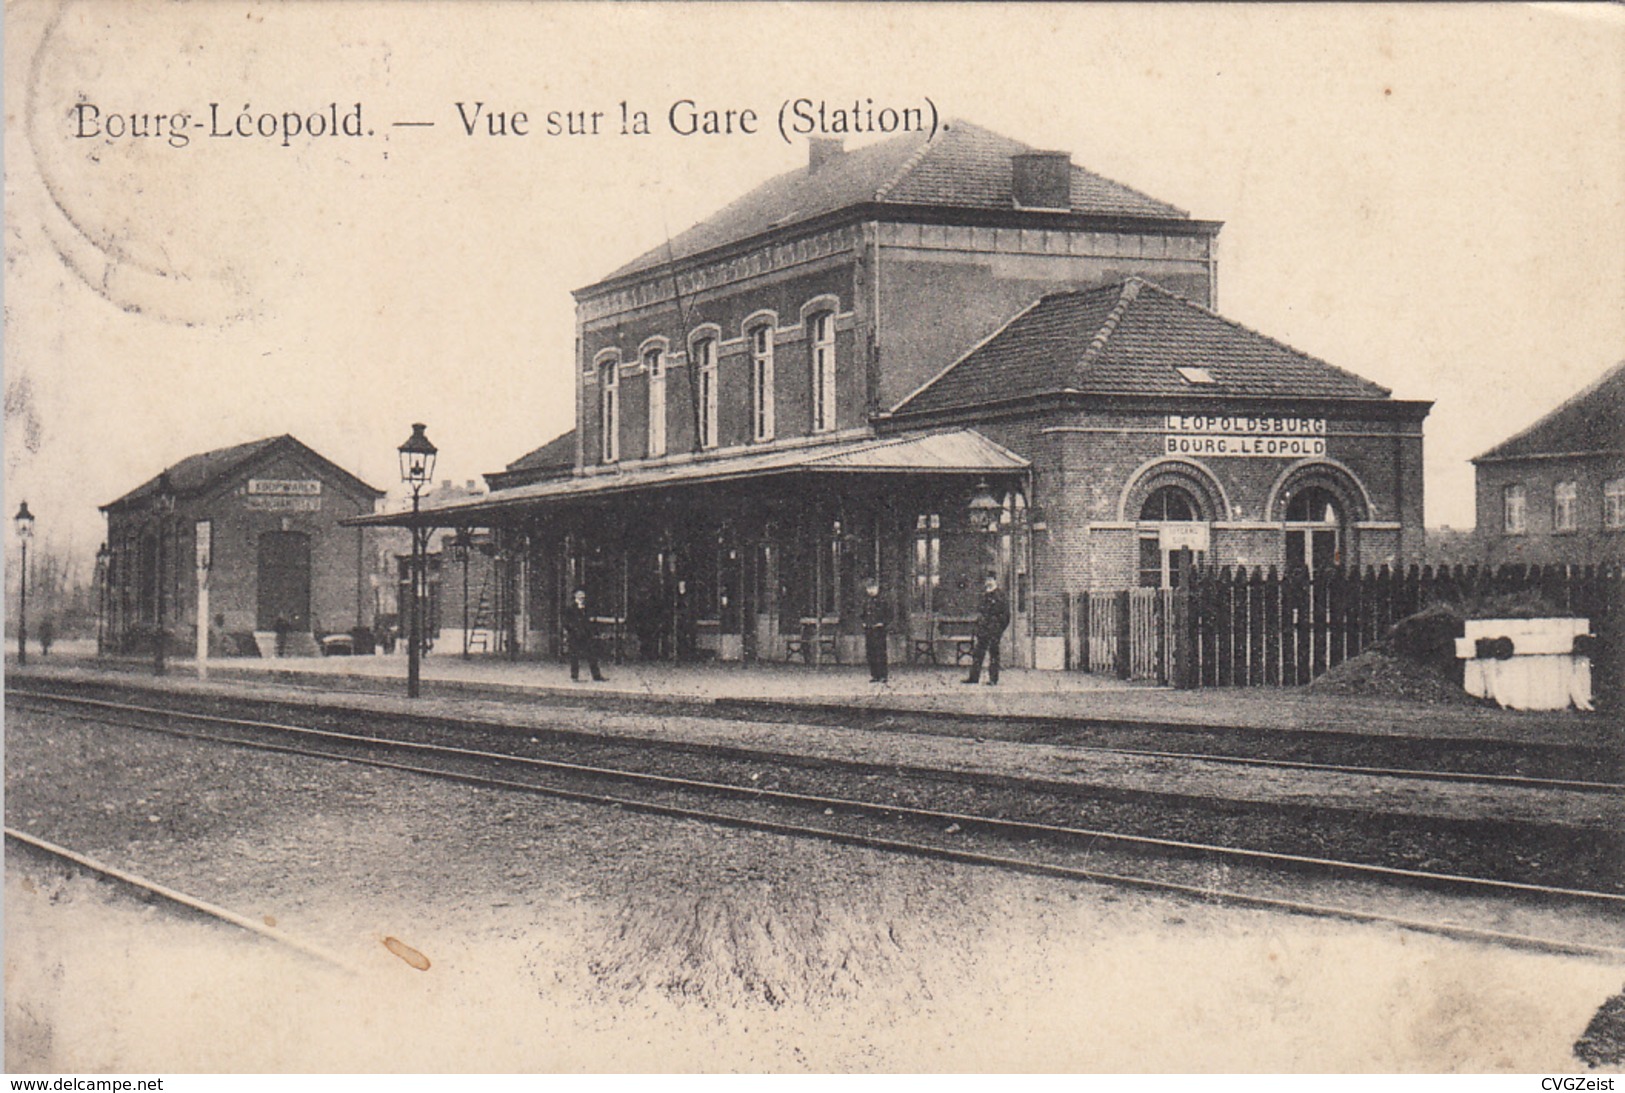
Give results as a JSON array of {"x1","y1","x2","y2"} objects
[{"x1": 1071, "y1": 563, "x2": 1624, "y2": 693}]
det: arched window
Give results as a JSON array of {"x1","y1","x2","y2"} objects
[
  {"x1": 1139, "y1": 485, "x2": 1199, "y2": 522},
  {"x1": 1285, "y1": 486, "x2": 1342, "y2": 570},
  {"x1": 644, "y1": 346, "x2": 666, "y2": 458},
  {"x1": 693, "y1": 336, "x2": 719, "y2": 449},
  {"x1": 749, "y1": 324, "x2": 775, "y2": 442},
  {"x1": 1136, "y1": 485, "x2": 1205, "y2": 588},
  {"x1": 599, "y1": 358, "x2": 620, "y2": 464},
  {"x1": 810, "y1": 311, "x2": 836, "y2": 433}
]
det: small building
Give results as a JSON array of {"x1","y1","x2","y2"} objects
[
  {"x1": 1472, "y1": 360, "x2": 1625, "y2": 566},
  {"x1": 353, "y1": 121, "x2": 1430, "y2": 670},
  {"x1": 101, "y1": 435, "x2": 384, "y2": 654}
]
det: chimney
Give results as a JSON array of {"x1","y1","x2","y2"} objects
[
  {"x1": 808, "y1": 138, "x2": 845, "y2": 174},
  {"x1": 1012, "y1": 151, "x2": 1072, "y2": 210}
]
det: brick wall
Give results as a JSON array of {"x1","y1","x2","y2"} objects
[
  {"x1": 1475, "y1": 455, "x2": 1625, "y2": 566},
  {"x1": 956, "y1": 402, "x2": 1425, "y2": 596},
  {"x1": 108, "y1": 449, "x2": 381, "y2": 643},
  {"x1": 578, "y1": 259, "x2": 860, "y2": 463}
]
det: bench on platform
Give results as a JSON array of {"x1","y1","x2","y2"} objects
[
  {"x1": 785, "y1": 617, "x2": 840, "y2": 663},
  {"x1": 910, "y1": 617, "x2": 977, "y2": 665}
]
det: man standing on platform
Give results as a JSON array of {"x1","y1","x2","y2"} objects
[
  {"x1": 963, "y1": 572, "x2": 1010, "y2": 685},
  {"x1": 564, "y1": 587, "x2": 607, "y2": 682},
  {"x1": 861, "y1": 577, "x2": 889, "y2": 683}
]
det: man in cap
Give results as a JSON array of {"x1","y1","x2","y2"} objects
[{"x1": 962, "y1": 572, "x2": 1010, "y2": 685}]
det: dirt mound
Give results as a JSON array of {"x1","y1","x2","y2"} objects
[
  {"x1": 1574, "y1": 989, "x2": 1625, "y2": 1068},
  {"x1": 1305, "y1": 649, "x2": 1483, "y2": 705}
]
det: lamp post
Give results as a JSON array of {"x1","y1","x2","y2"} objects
[
  {"x1": 153, "y1": 472, "x2": 176, "y2": 676},
  {"x1": 94, "y1": 543, "x2": 111, "y2": 656},
  {"x1": 398, "y1": 423, "x2": 437, "y2": 698},
  {"x1": 14, "y1": 502, "x2": 35, "y2": 666}
]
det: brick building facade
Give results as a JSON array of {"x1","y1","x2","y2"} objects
[
  {"x1": 1472, "y1": 360, "x2": 1625, "y2": 566},
  {"x1": 357, "y1": 122, "x2": 1430, "y2": 670},
  {"x1": 102, "y1": 435, "x2": 383, "y2": 654}
]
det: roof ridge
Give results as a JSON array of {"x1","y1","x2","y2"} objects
[
  {"x1": 1130, "y1": 279, "x2": 1392, "y2": 398},
  {"x1": 1078, "y1": 278, "x2": 1144, "y2": 373},
  {"x1": 873, "y1": 120, "x2": 969, "y2": 201},
  {"x1": 1473, "y1": 357, "x2": 1625, "y2": 462}
]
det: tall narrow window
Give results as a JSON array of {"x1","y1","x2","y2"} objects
[
  {"x1": 810, "y1": 312, "x2": 836, "y2": 433},
  {"x1": 1553, "y1": 480, "x2": 1577, "y2": 532},
  {"x1": 644, "y1": 346, "x2": 666, "y2": 458},
  {"x1": 599, "y1": 359, "x2": 619, "y2": 464},
  {"x1": 750, "y1": 324, "x2": 775, "y2": 442},
  {"x1": 695, "y1": 337, "x2": 719, "y2": 449},
  {"x1": 912, "y1": 513, "x2": 941, "y2": 614},
  {"x1": 1607, "y1": 478, "x2": 1625, "y2": 530},
  {"x1": 1503, "y1": 483, "x2": 1526, "y2": 534}
]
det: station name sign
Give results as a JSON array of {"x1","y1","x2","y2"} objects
[
  {"x1": 1163, "y1": 414, "x2": 1327, "y2": 458},
  {"x1": 246, "y1": 479, "x2": 322, "y2": 495},
  {"x1": 244, "y1": 479, "x2": 323, "y2": 512}
]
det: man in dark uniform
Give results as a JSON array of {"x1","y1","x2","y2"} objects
[
  {"x1": 963, "y1": 572, "x2": 1011, "y2": 685},
  {"x1": 563, "y1": 587, "x2": 607, "y2": 682},
  {"x1": 860, "y1": 577, "x2": 889, "y2": 682}
]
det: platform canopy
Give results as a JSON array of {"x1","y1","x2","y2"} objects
[{"x1": 346, "y1": 427, "x2": 1030, "y2": 529}]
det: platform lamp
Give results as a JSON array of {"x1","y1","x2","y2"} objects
[
  {"x1": 14, "y1": 502, "x2": 34, "y2": 666},
  {"x1": 152, "y1": 472, "x2": 176, "y2": 676},
  {"x1": 967, "y1": 479, "x2": 1005, "y2": 585},
  {"x1": 398, "y1": 423, "x2": 437, "y2": 698}
]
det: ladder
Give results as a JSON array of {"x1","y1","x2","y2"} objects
[{"x1": 467, "y1": 572, "x2": 495, "y2": 652}]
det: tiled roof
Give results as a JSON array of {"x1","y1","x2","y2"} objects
[
  {"x1": 484, "y1": 429, "x2": 577, "y2": 490},
  {"x1": 505, "y1": 429, "x2": 577, "y2": 474},
  {"x1": 894, "y1": 278, "x2": 1394, "y2": 415},
  {"x1": 102, "y1": 434, "x2": 382, "y2": 510},
  {"x1": 1474, "y1": 359, "x2": 1625, "y2": 462},
  {"x1": 349, "y1": 428, "x2": 1027, "y2": 527},
  {"x1": 599, "y1": 121, "x2": 1190, "y2": 283}
]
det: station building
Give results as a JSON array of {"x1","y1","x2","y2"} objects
[
  {"x1": 1472, "y1": 359, "x2": 1625, "y2": 566},
  {"x1": 357, "y1": 121, "x2": 1430, "y2": 669},
  {"x1": 102, "y1": 434, "x2": 384, "y2": 654}
]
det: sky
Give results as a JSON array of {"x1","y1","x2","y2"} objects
[{"x1": 5, "y1": 1, "x2": 1624, "y2": 571}]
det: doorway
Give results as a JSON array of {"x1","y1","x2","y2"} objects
[{"x1": 257, "y1": 531, "x2": 311, "y2": 631}]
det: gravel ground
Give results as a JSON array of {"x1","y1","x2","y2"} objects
[
  {"x1": 38, "y1": 694, "x2": 1613, "y2": 892},
  {"x1": 7, "y1": 710, "x2": 1623, "y2": 1073}
]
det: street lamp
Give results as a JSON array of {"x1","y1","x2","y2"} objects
[
  {"x1": 14, "y1": 502, "x2": 34, "y2": 666},
  {"x1": 152, "y1": 471, "x2": 176, "y2": 676},
  {"x1": 398, "y1": 423, "x2": 437, "y2": 698}
]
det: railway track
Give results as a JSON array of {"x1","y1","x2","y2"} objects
[
  {"x1": 5, "y1": 826, "x2": 358, "y2": 972},
  {"x1": 8, "y1": 686, "x2": 1624, "y2": 960},
  {"x1": 9, "y1": 672, "x2": 1612, "y2": 792}
]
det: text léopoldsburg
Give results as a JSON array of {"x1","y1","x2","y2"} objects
[{"x1": 1162, "y1": 414, "x2": 1329, "y2": 457}]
